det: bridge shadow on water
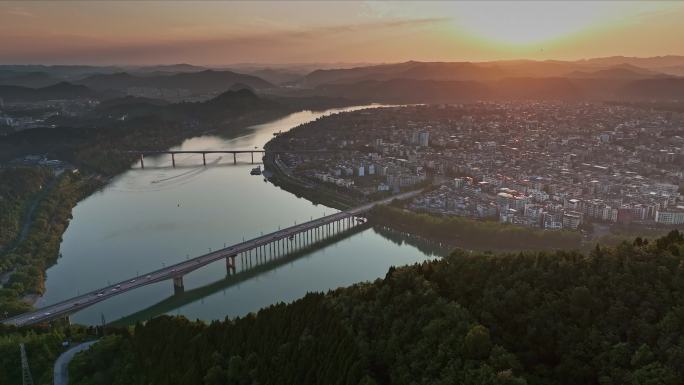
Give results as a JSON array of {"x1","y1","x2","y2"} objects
[{"x1": 110, "y1": 223, "x2": 370, "y2": 326}]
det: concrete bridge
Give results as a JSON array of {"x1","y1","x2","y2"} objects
[
  {"x1": 127, "y1": 149, "x2": 345, "y2": 168},
  {"x1": 2, "y1": 190, "x2": 420, "y2": 327}
]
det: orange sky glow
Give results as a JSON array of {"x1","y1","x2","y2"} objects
[{"x1": 1, "y1": 1, "x2": 683, "y2": 65}]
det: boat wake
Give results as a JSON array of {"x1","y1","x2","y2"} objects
[{"x1": 112, "y1": 156, "x2": 223, "y2": 192}]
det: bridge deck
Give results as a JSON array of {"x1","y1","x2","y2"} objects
[
  {"x1": 126, "y1": 149, "x2": 345, "y2": 154},
  {"x1": 2, "y1": 191, "x2": 419, "y2": 327}
]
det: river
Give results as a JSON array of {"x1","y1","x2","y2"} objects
[{"x1": 38, "y1": 105, "x2": 443, "y2": 325}]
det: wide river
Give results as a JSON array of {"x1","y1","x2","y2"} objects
[{"x1": 38, "y1": 105, "x2": 443, "y2": 325}]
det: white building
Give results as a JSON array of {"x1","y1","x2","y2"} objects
[
  {"x1": 655, "y1": 207, "x2": 684, "y2": 225},
  {"x1": 418, "y1": 131, "x2": 429, "y2": 147}
]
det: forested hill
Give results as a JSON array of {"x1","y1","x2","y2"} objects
[
  {"x1": 69, "y1": 231, "x2": 684, "y2": 385},
  {"x1": 0, "y1": 89, "x2": 289, "y2": 176}
]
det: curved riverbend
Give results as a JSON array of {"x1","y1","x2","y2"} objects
[{"x1": 39, "y1": 105, "x2": 440, "y2": 325}]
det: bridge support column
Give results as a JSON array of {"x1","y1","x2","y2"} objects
[
  {"x1": 173, "y1": 276, "x2": 184, "y2": 294},
  {"x1": 171, "y1": 153, "x2": 176, "y2": 168},
  {"x1": 251, "y1": 152, "x2": 254, "y2": 164},
  {"x1": 233, "y1": 153, "x2": 237, "y2": 164},
  {"x1": 140, "y1": 154, "x2": 145, "y2": 169},
  {"x1": 226, "y1": 254, "x2": 236, "y2": 275},
  {"x1": 203, "y1": 153, "x2": 206, "y2": 166}
]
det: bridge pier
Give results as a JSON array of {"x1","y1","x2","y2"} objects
[
  {"x1": 171, "y1": 153, "x2": 176, "y2": 168},
  {"x1": 226, "y1": 254, "x2": 236, "y2": 275},
  {"x1": 233, "y1": 153, "x2": 237, "y2": 164},
  {"x1": 173, "y1": 276, "x2": 184, "y2": 294},
  {"x1": 203, "y1": 153, "x2": 206, "y2": 166},
  {"x1": 251, "y1": 152, "x2": 254, "y2": 164},
  {"x1": 140, "y1": 154, "x2": 145, "y2": 169}
]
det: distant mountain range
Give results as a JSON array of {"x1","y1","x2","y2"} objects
[
  {"x1": 93, "y1": 88, "x2": 282, "y2": 125},
  {"x1": 306, "y1": 77, "x2": 684, "y2": 103},
  {"x1": 0, "y1": 71, "x2": 62, "y2": 88},
  {"x1": 0, "y1": 82, "x2": 97, "y2": 102},
  {"x1": 293, "y1": 58, "x2": 684, "y2": 103},
  {"x1": 73, "y1": 70, "x2": 274, "y2": 95},
  {"x1": 1, "y1": 56, "x2": 684, "y2": 104},
  {"x1": 302, "y1": 61, "x2": 509, "y2": 87},
  {"x1": 300, "y1": 58, "x2": 684, "y2": 87}
]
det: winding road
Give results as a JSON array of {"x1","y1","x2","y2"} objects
[{"x1": 53, "y1": 340, "x2": 98, "y2": 385}]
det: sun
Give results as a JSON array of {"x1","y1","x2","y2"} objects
[{"x1": 451, "y1": 1, "x2": 619, "y2": 46}]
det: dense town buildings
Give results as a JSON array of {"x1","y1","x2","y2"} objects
[
  {"x1": 0, "y1": 99, "x2": 97, "y2": 135},
  {"x1": 268, "y1": 103, "x2": 684, "y2": 230}
]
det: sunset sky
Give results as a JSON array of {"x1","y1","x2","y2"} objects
[{"x1": 1, "y1": 1, "x2": 683, "y2": 65}]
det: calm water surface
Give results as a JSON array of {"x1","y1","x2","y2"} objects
[{"x1": 39, "y1": 105, "x2": 441, "y2": 324}]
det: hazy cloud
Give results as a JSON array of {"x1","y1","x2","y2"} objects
[
  {"x1": 4, "y1": 7, "x2": 35, "y2": 18},
  {"x1": 0, "y1": 16, "x2": 450, "y2": 64}
]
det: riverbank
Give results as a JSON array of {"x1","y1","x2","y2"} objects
[
  {"x1": 263, "y1": 152, "x2": 361, "y2": 211},
  {"x1": 0, "y1": 171, "x2": 102, "y2": 317},
  {"x1": 262, "y1": 151, "x2": 589, "y2": 252}
]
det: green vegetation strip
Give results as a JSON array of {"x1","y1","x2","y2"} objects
[{"x1": 369, "y1": 204, "x2": 582, "y2": 251}]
